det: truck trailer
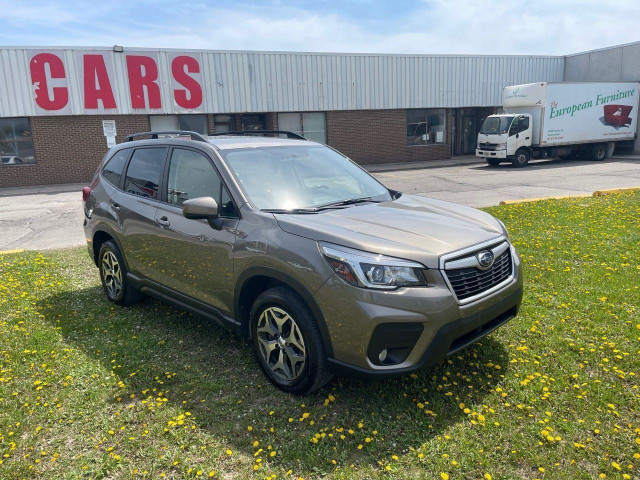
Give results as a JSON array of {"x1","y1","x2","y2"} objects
[{"x1": 476, "y1": 82, "x2": 640, "y2": 167}]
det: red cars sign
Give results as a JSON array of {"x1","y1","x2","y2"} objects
[{"x1": 27, "y1": 49, "x2": 204, "y2": 115}]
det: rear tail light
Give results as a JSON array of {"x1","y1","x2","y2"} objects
[{"x1": 82, "y1": 186, "x2": 91, "y2": 202}]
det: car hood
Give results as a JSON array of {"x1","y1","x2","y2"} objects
[{"x1": 273, "y1": 194, "x2": 505, "y2": 269}]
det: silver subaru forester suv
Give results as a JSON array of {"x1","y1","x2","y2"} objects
[{"x1": 83, "y1": 130, "x2": 523, "y2": 394}]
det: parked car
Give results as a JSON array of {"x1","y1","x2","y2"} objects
[
  {"x1": 83, "y1": 130, "x2": 523, "y2": 394},
  {"x1": 1, "y1": 155, "x2": 24, "y2": 165}
]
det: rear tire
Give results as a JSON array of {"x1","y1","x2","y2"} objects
[
  {"x1": 511, "y1": 149, "x2": 530, "y2": 168},
  {"x1": 588, "y1": 143, "x2": 607, "y2": 161},
  {"x1": 250, "y1": 286, "x2": 332, "y2": 395},
  {"x1": 98, "y1": 240, "x2": 142, "y2": 306},
  {"x1": 486, "y1": 158, "x2": 501, "y2": 167}
]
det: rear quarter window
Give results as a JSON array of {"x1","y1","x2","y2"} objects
[{"x1": 101, "y1": 149, "x2": 131, "y2": 188}]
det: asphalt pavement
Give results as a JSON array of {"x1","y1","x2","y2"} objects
[{"x1": 1, "y1": 154, "x2": 639, "y2": 251}]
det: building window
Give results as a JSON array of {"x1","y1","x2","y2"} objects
[
  {"x1": 0, "y1": 117, "x2": 35, "y2": 166},
  {"x1": 278, "y1": 112, "x2": 326, "y2": 143},
  {"x1": 213, "y1": 114, "x2": 236, "y2": 133},
  {"x1": 406, "y1": 109, "x2": 446, "y2": 146},
  {"x1": 149, "y1": 114, "x2": 208, "y2": 135},
  {"x1": 241, "y1": 114, "x2": 265, "y2": 131}
]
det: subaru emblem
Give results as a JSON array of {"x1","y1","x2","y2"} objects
[{"x1": 477, "y1": 250, "x2": 495, "y2": 269}]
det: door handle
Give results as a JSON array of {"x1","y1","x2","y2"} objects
[
  {"x1": 157, "y1": 216, "x2": 170, "y2": 227},
  {"x1": 525, "y1": 137, "x2": 530, "y2": 140}
]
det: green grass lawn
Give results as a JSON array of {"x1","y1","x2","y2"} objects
[{"x1": 1, "y1": 192, "x2": 639, "y2": 480}]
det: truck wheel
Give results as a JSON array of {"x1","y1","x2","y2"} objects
[
  {"x1": 589, "y1": 143, "x2": 607, "y2": 161},
  {"x1": 511, "y1": 149, "x2": 529, "y2": 168},
  {"x1": 486, "y1": 158, "x2": 501, "y2": 167}
]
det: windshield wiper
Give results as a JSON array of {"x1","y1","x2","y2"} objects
[
  {"x1": 261, "y1": 208, "x2": 320, "y2": 214},
  {"x1": 314, "y1": 196, "x2": 381, "y2": 209},
  {"x1": 261, "y1": 197, "x2": 382, "y2": 214}
]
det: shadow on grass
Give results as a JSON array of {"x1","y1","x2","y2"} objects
[{"x1": 39, "y1": 285, "x2": 509, "y2": 474}]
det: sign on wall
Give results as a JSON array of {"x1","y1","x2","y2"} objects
[
  {"x1": 26, "y1": 49, "x2": 206, "y2": 115},
  {"x1": 102, "y1": 119, "x2": 117, "y2": 147}
]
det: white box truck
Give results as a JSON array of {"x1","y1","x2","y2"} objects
[{"x1": 476, "y1": 82, "x2": 640, "y2": 167}]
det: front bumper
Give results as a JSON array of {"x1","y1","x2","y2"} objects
[
  {"x1": 315, "y1": 245, "x2": 523, "y2": 377},
  {"x1": 476, "y1": 148, "x2": 507, "y2": 159}
]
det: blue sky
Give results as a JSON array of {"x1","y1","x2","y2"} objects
[{"x1": 1, "y1": 0, "x2": 639, "y2": 55}]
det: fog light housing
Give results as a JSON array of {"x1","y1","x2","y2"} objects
[
  {"x1": 378, "y1": 349, "x2": 388, "y2": 362},
  {"x1": 367, "y1": 323, "x2": 424, "y2": 366}
]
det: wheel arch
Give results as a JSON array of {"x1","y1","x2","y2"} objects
[
  {"x1": 92, "y1": 225, "x2": 129, "y2": 270},
  {"x1": 234, "y1": 267, "x2": 334, "y2": 357}
]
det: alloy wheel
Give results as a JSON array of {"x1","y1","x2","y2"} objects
[
  {"x1": 256, "y1": 306, "x2": 306, "y2": 382},
  {"x1": 101, "y1": 251, "x2": 123, "y2": 299}
]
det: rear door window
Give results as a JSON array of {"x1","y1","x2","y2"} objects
[
  {"x1": 123, "y1": 147, "x2": 167, "y2": 200},
  {"x1": 102, "y1": 149, "x2": 130, "y2": 188}
]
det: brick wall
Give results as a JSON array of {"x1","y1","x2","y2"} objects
[
  {"x1": 326, "y1": 109, "x2": 453, "y2": 165},
  {"x1": 1, "y1": 109, "x2": 458, "y2": 188},
  {"x1": 0, "y1": 115, "x2": 150, "y2": 188}
]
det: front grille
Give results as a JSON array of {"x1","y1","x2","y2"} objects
[
  {"x1": 478, "y1": 143, "x2": 497, "y2": 151},
  {"x1": 445, "y1": 249, "x2": 512, "y2": 300}
]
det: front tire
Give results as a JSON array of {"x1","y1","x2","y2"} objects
[
  {"x1": 98, "y1": 240, "x2": 142, "y2": 306},
  {"x1": 511, "y1": 149, "x2": 530, "y2": 168},
  {"x1": 250, "y1": 286, "x2": 332, "y2": 395},
  {"x1": 486, "y1": 158, "x2": 501, "y2": 167}
]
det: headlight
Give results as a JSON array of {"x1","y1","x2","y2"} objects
[
  {"x1": 319, "y1": 243, "x2": 427, "y2": 289},
  {"x1": 497, "y1": 219, "x2": 510, "y2": 239},
  {"x1": 495, "y1": 143, "x2": 507, "y2": 151}
]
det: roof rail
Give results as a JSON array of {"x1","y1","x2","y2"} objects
[
  {"x1": 209, "y1": 130, "x2": 307, "y2": 140},
  {"x1": 124, "y1": 131, "x2": 208, "y2": 142}
]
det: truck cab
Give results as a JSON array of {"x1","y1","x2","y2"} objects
[{"x1": 476, "y1": 114, "x2": 533, "y2": 167}]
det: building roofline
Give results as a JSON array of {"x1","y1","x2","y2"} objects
[
  {"x1": 1, "y1": 38, "x2": 639, "y2": 59},
  {"x1": 0, "y1": 44, "x2": 564, "y2": 59},
  {"x1": 565, "y1": 39, "x2": 640, "y2": 57}
]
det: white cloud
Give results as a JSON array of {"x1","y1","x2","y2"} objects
[{"x1": 1, "y1": 0, "x2": 639, "y2": 55}]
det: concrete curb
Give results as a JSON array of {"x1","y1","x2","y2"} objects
[
  {"x1": 593, "y1": 186, "x2": 640, "y2": 196},
  {"x1": 500, "y1": 187, "x2": 640, "y2": 205},
  {"x1": 0, "y1": 249, "x2": 25, "y2": 255},
  {"x1": 365, "y1": 156, "x2": 482, "y2": 173},
  {"x1": 0, "y1": 183, "x2": 85, "y2": 197}
]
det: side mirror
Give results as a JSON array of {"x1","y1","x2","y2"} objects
[
  {"x1": 516, "y1": 133, "x2": 520, "y2": 139},
  {"x1": 182, "y1": 196, "x2": 218, "y2": 220}
]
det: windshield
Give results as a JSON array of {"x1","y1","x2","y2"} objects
[
  {"x1": 480, "y1": 116, "x2": 514, "y2": 135},
  {"x1": 222, "y1": 145, "x2": 391, "y2": 211}
]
